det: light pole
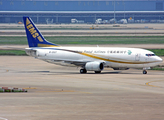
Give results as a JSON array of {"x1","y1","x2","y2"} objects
[
  {"x1": 114, "y1": 0, "x2": 115, "y2": 22},
  {"x1": 123, "y1": 1, "x2": 125, "y2": 19}
]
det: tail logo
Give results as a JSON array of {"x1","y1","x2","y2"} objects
[
  {"x1": 26, "y1": 18, "x2": 31, "y2": 26},
  {"x1": 26, "y1": 18, "x2": 43, "y2": 42}
]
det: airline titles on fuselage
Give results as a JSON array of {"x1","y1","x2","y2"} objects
[
  {"x1": 48, "y1": 50, "x2": 129, "y2": 54},
  {"x1": 79, "y1": 50, "x2": 127, "y2": 54}
]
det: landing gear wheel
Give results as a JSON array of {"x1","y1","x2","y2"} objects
[
  {"x1": 95, "y1": 71, "x2": 101, "y2": 73},
  {"x1": 80, "y1": 69, "x2": 87, "y2": 74},
  {"x1": 143, "y1": 70, "x2": 147, "y2": 74}
]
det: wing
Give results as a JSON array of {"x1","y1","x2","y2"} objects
[
  {"x1": 43, "y1": 59, "x2": 87, "y2": 67},
  {"x1": 25, "y1": 48, "x2": 106, "y2": 67},
  {"x1": 42, "y1": 58, "x2": 106, "y2": 68}
]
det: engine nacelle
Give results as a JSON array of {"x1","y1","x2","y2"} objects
[{"x1": 85, "y1": 62, "x2": 104, "y2": 71}]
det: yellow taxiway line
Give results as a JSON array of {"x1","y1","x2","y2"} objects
[{"x1": 145, "y1": 80, "x2": 164, "y2": 88}]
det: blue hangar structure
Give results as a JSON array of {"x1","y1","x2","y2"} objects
[{"x1": 0, "y1": 0, "x2": 164, "y2": 23}]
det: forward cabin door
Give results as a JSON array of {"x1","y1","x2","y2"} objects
[{"x1": 135, "y1": 53, "x2": 140, "y2": 61}]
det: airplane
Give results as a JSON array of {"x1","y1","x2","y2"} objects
[{"x1": 23, "y1": 16, "x2": 163, "y2": 74}]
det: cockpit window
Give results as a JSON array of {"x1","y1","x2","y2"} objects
[{"x1": 146, "y1": 54, "x2": 156, "y2": 57}]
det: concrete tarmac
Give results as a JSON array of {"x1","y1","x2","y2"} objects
[
  {"x1": 0, "y1": 56, "x2": 164, "y2": 120},
  {"x1": 1, "y1": 23, "x2": 164, "y2": 36}
]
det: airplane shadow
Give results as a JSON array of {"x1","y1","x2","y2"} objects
[{"x1": 16, "y1": 70, "x2": 138, "y2": 75}]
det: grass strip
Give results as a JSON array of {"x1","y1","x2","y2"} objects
[
  {"x1": 0, "y1": 50, "x2": 26, "y2": 56},
  {"x1": 151, "y1": 67, "x2": 164, "y2": 71}
]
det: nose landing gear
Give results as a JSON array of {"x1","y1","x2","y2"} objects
[
  {"x1": 143, "y1": 70, "x2": 147, "y2": 74},
  {"x1": 143, "y1": 67, "x2": 150, "y2": 74}
]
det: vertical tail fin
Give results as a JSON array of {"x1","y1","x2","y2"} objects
[{"x1": 23, "y1": 16, "x2": 59, "y2": 47}]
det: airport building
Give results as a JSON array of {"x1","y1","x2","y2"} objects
[{"x1": 0, "y1": 0, "x2": 164, "y2": 23}]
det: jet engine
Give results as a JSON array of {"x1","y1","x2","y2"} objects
[{"x1": 85, "y1": 62, "x2": 104, "y2": 71}]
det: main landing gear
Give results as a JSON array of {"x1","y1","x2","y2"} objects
[
  {"x1": 95, "y1": 71, "x2": 101, "y2": 73},
  {"x1": 80, "y1": 69, "x2": 87, "y2": 74},
  {"x1": 80, "y1": 69, "x2": 102, "y2": 74}
]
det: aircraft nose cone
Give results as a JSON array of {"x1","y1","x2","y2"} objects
[{"x1": 157, "y1": 57, "x2": 163, "y2": 62}]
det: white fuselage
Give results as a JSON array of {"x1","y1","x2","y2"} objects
[
  {"x1": 23, "y1": 16, "x2": 163, "y2": 74},
  {"x1": 26, "y1": 47, "x2": 163, "y2": 69}
]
